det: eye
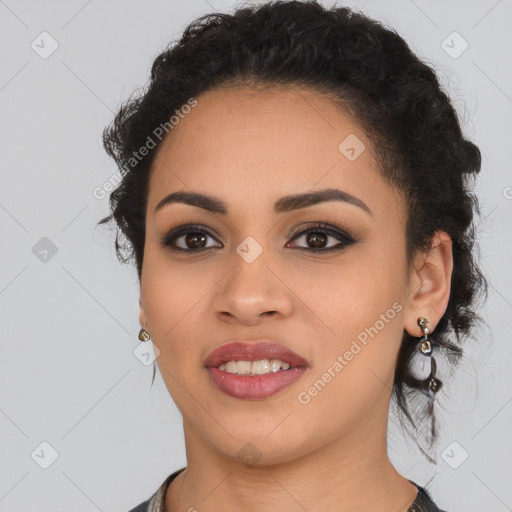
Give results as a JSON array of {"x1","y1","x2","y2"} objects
[
  {"x1": 286, "y1": 222, "x2": 356, "y2": 253},
  {"x1": 161, "y1": 224, "x2": 221, "y2": 252},
  {"x1": 161, "y1": 222, "x2": 356, "y2": 253}
]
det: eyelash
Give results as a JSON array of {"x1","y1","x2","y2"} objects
[{"x1": 161, "y1": 222, "x2": 357, "y2": 254}]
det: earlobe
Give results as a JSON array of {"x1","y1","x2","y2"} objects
[{"x1": 404, "y1": 231, "x2": 453, "y2": 336}]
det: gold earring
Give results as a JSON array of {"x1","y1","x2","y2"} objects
[
  {"x1": 138, "y1": 328, "x2": 151, "y2": 342},
  {"x1": 416, "y1": 316, "x2": 441, "y2": 393},
  {"x1": 417, "y1": 316, "x2": 433, "y2": 355}
]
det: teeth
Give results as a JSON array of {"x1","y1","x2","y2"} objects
[
  {"x1": 236, "y1": 361, "x2": 252, "y2": 375},
  {"x1": 251, "y1": 359, "x2": 270, "y2": 374},
  {"x1": 217, "y1": 359, "x2": 292, "y2": 375}
]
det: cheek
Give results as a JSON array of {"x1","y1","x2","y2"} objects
[
  {"x1": 294, "y1": 269, "x2": 405, "y2": 438},
  {"x1": 304, "y1": 248, "x2": 406, "y2": 337},
  {"x1": 141, "y1": 263, "x2": 210, "y2": 411},
  {"x1": 140, "y1": 252, "x2": 214, "y2": 364},
  {"x1": 302, "y1": 240, "x2": 408, "y2": 388}
]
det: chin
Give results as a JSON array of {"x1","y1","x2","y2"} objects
[{"x1": 199, "y1": 423, "x2": 313, "y2": 469}]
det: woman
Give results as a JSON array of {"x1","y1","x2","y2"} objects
[{"x1": 98, "y1": 1, "x2": 486, "y2": 511}]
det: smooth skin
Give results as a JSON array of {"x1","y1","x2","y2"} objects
[{"x1": 138, "y1": 84, "x2": 453, "y2": 512}]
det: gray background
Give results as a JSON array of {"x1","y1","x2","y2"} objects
[{"x1": 0, "y1": 1, "x2": 511, "y2": 511}]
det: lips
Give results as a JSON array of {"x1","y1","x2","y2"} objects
[
  {"x1": 204, "y1": 339, "x2": 310, "y2": 399},
  {"x1": 203, "y1": 340, "x2": 309, "y2": 369}
]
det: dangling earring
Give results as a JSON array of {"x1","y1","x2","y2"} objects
[
  {"x1": 138, "y1": 328, "x2": 151, "y2": 342},
  {"x1": 417, "y1": 316, "x2": 442, "y2": 394}
]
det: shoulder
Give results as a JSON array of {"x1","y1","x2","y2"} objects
[
  {"x1": 125, "y1": 467, "x2": 186, "y2": 512},
  {"x1": 126, "y1": 498, "x2": 151, "y2": 512},
  {"x1": 409, "y1": 483, "x2": 451, "y2": 512}
]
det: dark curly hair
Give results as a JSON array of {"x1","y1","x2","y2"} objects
[{"x1": 98, "y1": 0, "x2": 487, "y2": 461}]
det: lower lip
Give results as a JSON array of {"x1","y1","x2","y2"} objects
[{"x1": 207, "y1": 367, "x2": 307, "y2": 399}]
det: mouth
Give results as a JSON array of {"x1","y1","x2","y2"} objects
[{"x1": 204, "y1": 340, "x2": 309, "y2": 399}]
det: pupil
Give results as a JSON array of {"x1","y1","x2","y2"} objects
[
  {"x1": 186, "y1": 233, "x2": 206, "y2": 248},
  {"x1": 307, "y1": 232, "x2": 327, "y2": 248}
]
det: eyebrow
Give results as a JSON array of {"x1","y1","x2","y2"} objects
[{"x1": 154, "y1": 187, "x2": 372, "y2": 216}]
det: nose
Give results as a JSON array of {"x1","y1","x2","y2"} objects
[{"x1": 211, "y1": 252, "x2": 294, "y2": 326}]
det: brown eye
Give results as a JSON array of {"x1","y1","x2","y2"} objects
[
  {"x1": 184, "y1": 232, "x2": 207, "y2": 249},
  {"x1": 161, "y1": 224, "x2": 221, "y2": 251},
  {"x1": 161, "y1": 222, "x2": 356, "y2": 254},
  {"x1": 287, "y1": 222, "x2": 356, "y2": 252},
  {"x1": 305, "y1": 231, "x2": 328, "y2": 249}
]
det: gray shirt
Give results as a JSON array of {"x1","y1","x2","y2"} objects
[{"x1": 127, "y1": 467, "x2": 448, "y2": 512}]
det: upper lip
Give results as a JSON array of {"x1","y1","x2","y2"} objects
[{"x1": 204, "y1": 340, "x2": 309, "y2": 368}]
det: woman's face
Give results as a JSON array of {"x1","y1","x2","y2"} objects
[{"x1": 139, "y1": 85, "x2": 413, "y2": 465}]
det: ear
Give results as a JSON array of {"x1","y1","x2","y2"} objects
[
  {"x1": 403, "y1": 231, "x2": 453, "y2": 337},
  {"x1": 139, "y1": 296, "x2": 148, "y2": 331}
]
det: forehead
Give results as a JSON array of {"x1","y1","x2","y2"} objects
[{"x1": 147, "y1": 85, "x2": 392, "y2": 216}]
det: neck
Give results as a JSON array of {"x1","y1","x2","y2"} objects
[{"x1": 166, "y1": 413, "x2": 418, "y2": 512}]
